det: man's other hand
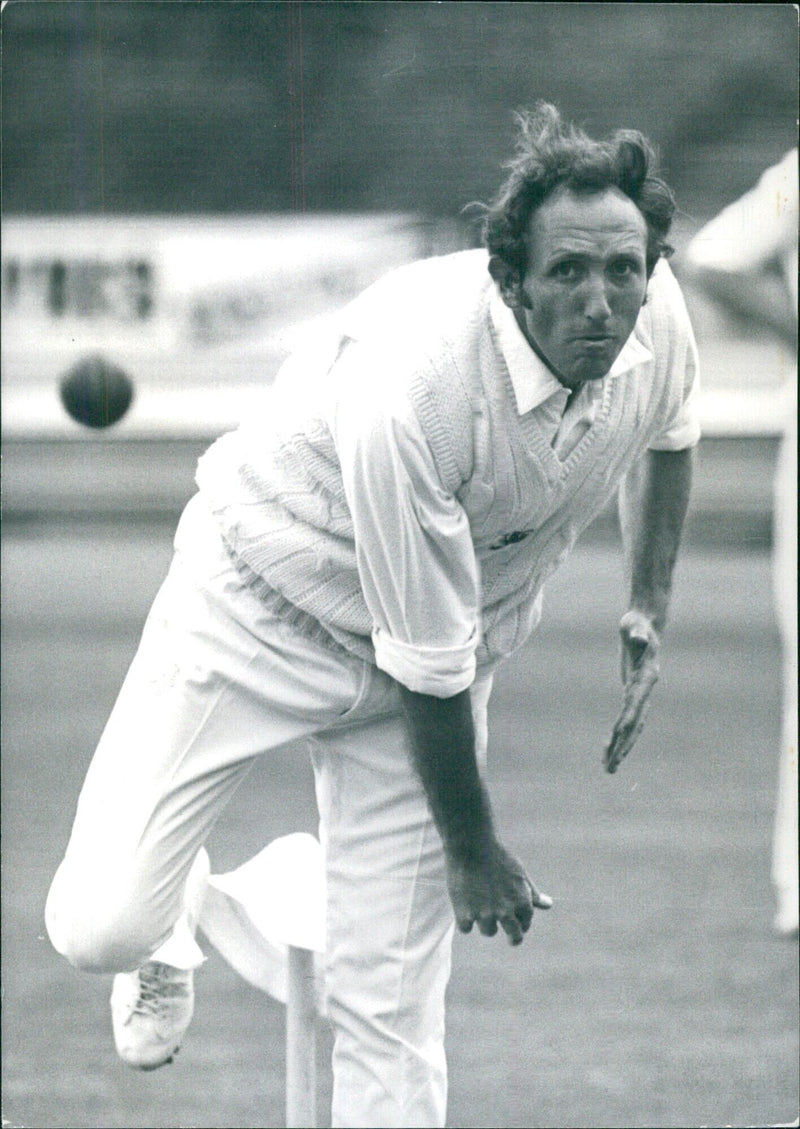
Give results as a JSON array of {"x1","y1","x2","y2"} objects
[
  {"x1": 445, "y1": 838, "x2": 552, "y2": 946},
  {"x1": 604, "y1": 609, "x2": 660, "y2": 774}
]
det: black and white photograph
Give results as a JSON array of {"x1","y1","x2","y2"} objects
[{"x1": 2, "y1": 3, "x2": 798, "y2": 1126}]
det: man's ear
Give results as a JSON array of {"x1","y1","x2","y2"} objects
[{"x1": 489, "y1": 256, "x2": 527, "y2": 309}]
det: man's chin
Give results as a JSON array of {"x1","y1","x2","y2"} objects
[
  {"x1": 562, "y1": 361, "x2": 614, "y2": 386},
  {"x1": 565, "y1": 347, "x2": 621, "y2": 384}
]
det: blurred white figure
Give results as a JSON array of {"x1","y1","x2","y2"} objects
[{"x1": 688, "y1": 150, "x2": 799, "y2": 937}]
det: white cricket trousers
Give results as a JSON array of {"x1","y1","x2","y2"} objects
[{"x1": 46, "y1": 493, "x2": 492, "y2": 1128}]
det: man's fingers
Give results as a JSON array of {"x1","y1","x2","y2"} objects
[
  {"x1": 448, "y1": 852, "x2": 553, "y2": 944},
  {"x1": 614, "y1": 684, "x2": 652, "y2": 741},
  {"x1": 605, "y1": 653, "x2": 659, "y2": 772},
  {"x1": 605, "y1": 720, "x2": 645, "y2": 773},
  {"x1": 606, "y1": 701, "x2": 646, "y2": 754},
  {"x1": 477, "y1": 915, "x2": 498, "y2": 937},
  {"x1": 604, "y1": 711, "x2": 647, "y2": 771},
  {"x1": 500, "y1": 914, "x2": 524, "y2": 946},
  {"x1": 515, "y1": 900, "x2": 534, "y2": 933},
  {"x1": 458, "y1": 891, "x2": 552, "y2": 942},
  {"x1": 605, "y1": 686, "x2": 649, "y2": 768}
]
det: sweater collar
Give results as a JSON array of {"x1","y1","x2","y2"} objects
[{"x1": 489, "y1": 286, "x2": 653, "y2": 416}]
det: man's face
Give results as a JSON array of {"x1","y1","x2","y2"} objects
[{"x1": 507, "y1": 186, "x2": 649, "y2": 387}]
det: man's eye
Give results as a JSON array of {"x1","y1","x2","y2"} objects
[
  {"x1": 553, "y1": 261, "x2": 579, "y2": 278},
  {"x1": 610, "y1": 259, "x2": 639, "y2": 277}
]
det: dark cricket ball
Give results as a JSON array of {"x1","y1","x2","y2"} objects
[{"x1": 60, "y1": 355, "x2": 135, "y2": 429}]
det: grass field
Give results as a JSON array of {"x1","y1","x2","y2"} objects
[{"x1": 2, "y1": 519, "x2": 798, "y2": 1128}]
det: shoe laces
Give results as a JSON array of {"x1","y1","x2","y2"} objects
[{"x1": 131, "y1": 962, "x2": 190, "y2": 1018}]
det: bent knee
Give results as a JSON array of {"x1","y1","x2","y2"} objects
[
  {"x1": 47, "y1": 906, "x2": 162, "y2": 973},
  {"x1": 46, "y1": 869, "x2": 167, "y2": 974},
  {"x1": 53, "y1": 925, "x2": 159, "y2": 974}
]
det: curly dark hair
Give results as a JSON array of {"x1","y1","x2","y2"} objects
[{"x1": 483, "y1": 102, "x2": 675, "y2": 281}]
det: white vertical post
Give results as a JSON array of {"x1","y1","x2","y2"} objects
[{"x1": 286, "y1": 945, "x2": 317, "y2": 1128}]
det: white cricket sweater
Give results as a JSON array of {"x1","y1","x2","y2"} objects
[{"x1": 196, "y1": 249, "x2": 700, "y2": 696}]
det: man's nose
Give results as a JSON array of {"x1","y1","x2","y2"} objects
[{"x1": 582, "y1": 275, "x2": 613, "y2": 323}]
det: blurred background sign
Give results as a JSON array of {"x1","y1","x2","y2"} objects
[{"x1": 2, "y1": 212, "x2": 459, "y2": 438}]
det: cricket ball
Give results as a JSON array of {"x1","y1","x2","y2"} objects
[{"x1": 60, "y1": 355, "x2": 135, "y2": 429}]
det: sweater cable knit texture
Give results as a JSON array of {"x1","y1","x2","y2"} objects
[{"x1": 196, "y1": 250, "x2": 698, "y2": 675}]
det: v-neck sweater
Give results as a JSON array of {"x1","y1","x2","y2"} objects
[{"x1": 196, "y1": 250, "x2": 700, "y2": 696}]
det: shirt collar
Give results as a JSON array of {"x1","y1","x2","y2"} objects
[{"x1": 489, "y1": 286, "x2": 654, "y2": 416}]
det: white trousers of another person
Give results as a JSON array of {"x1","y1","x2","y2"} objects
[{"x1": 46, "y1": 493, "x2": 493, "y2": 1129}]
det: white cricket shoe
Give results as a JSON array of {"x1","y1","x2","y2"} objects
[
  {"x1": 110, "y1": 960, "x2": 195, "y2": 1070},
  {"x1": 110, "y1": 849, "x2": 210, "y2": 1070}
]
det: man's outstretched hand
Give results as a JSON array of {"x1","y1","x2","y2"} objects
[
  {"x1": 445, "y1": 838, "x2": 552, "y2": 946},
  {"x1": 604, "y1": 609, "x2": 660, "y2": 774}
]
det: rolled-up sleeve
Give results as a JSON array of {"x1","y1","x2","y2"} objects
[{"x1": 329, "y1": 357, "x2": 479, "y2": 697}]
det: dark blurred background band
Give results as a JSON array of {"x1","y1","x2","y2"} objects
[{"x1": 2, "y1": 2, "x2": 795, "y2": 221}]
